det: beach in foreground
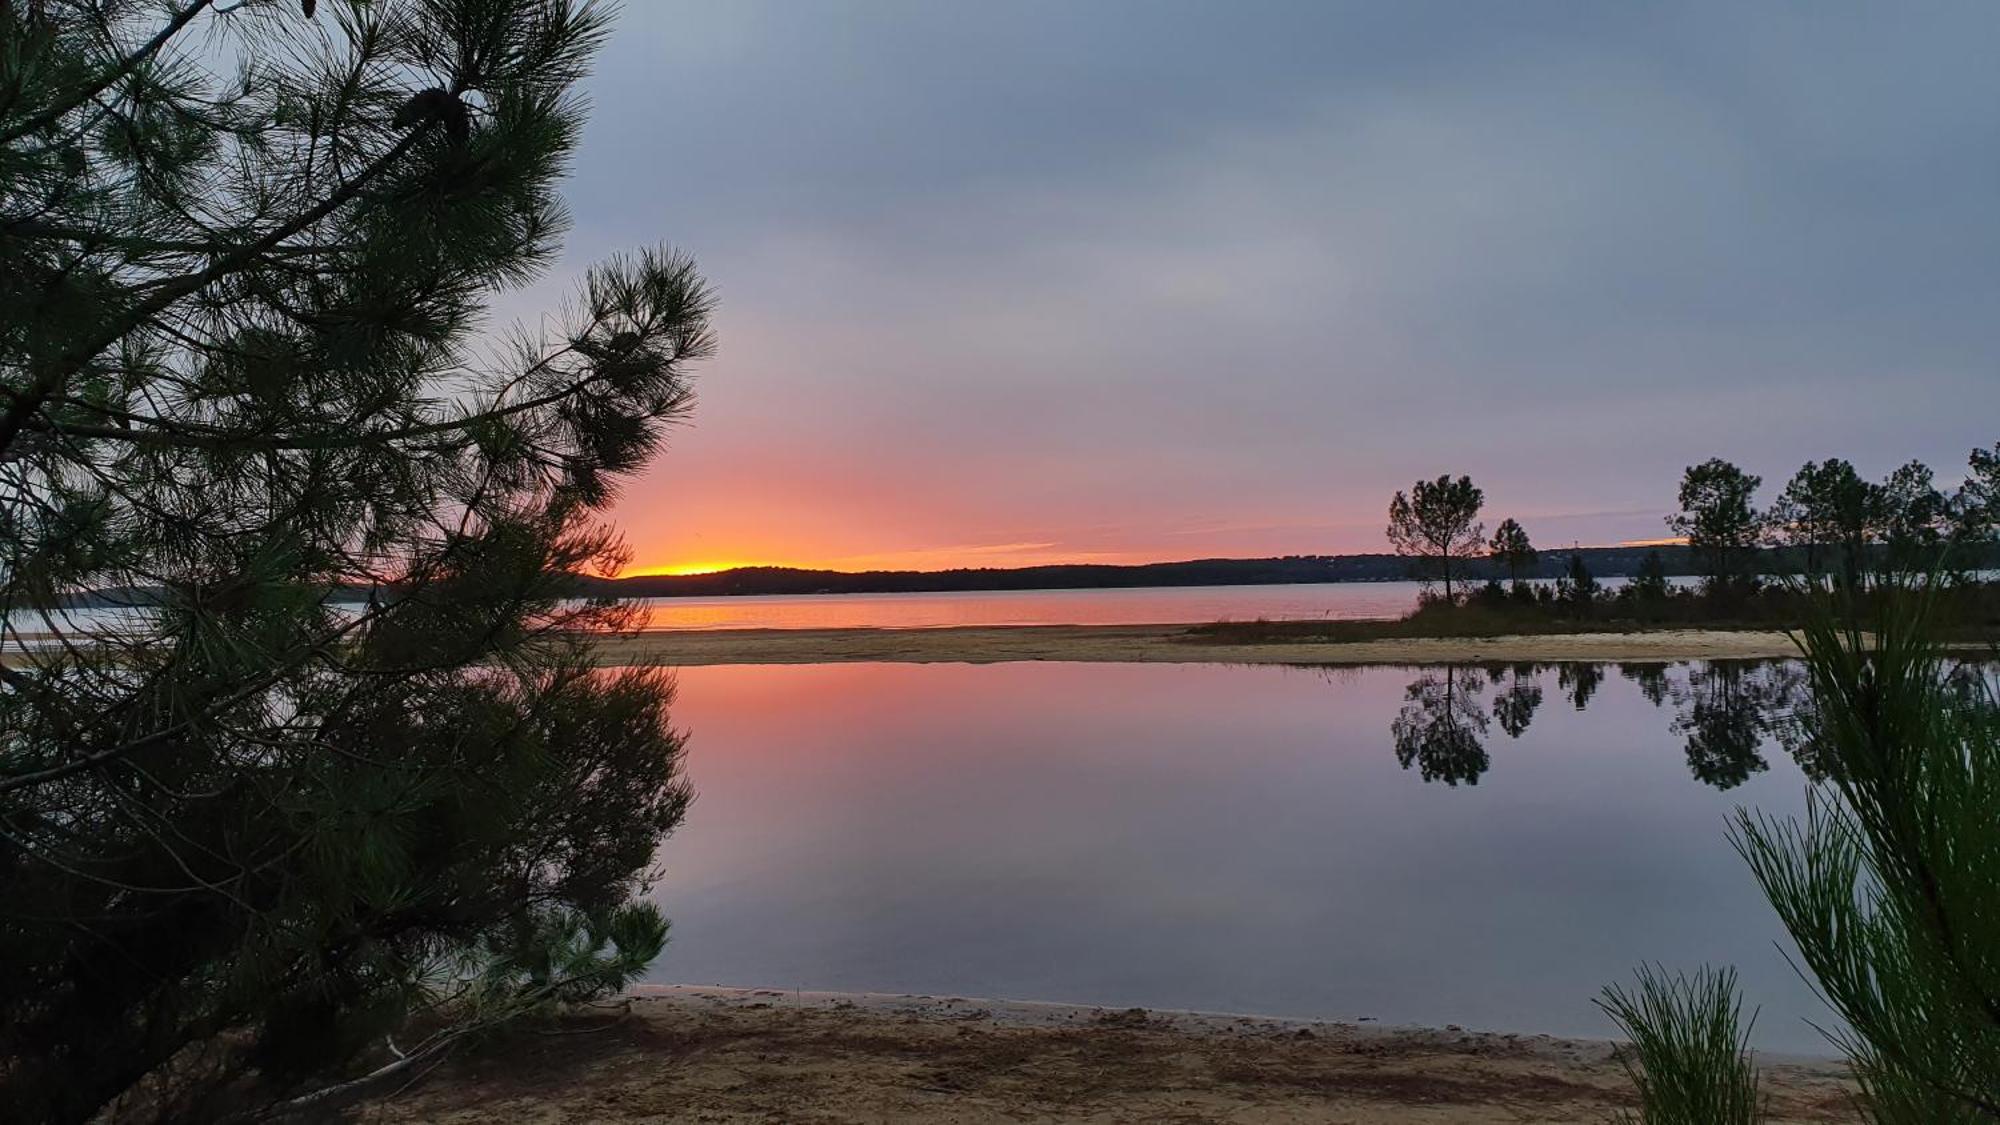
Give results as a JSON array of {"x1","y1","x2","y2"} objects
[
  {"x1": 589, "y1": 624, "x2": 1804, "y2": 666},
  {"x1": 354, "y1": 986, "x2": 1854, "y2": 1124}
]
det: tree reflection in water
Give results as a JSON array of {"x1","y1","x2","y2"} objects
[
  {"x1": 1620, "y1": 663, "x2": 1674, "y2": 707},
  {"x1": 1670, "y1": 662, "x2": 1779, "y2": 789},
  {"x1": 1490, "y1": 664, "x2": 1544, "y2": 740},
  {"x1": 1386, "y1": 660, "x2": 1828, "y2": 791},
  {"x1": 1391, "y1": 666, "x2": 1491, "y2": 786},
  {"x1": 1558, "y1": 662, "x2": 1605, "y2": 710}
]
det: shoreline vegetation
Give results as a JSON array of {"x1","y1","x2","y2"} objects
[{"x1": 351, "y1": 985, "x2": 1856, "y2": 1124}]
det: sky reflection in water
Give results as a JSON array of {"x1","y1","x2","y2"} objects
[{"x1": 647, "y1": 661, "x2": 1834, "y2": 1051}]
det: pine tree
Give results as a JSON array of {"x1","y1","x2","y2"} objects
[
  {"x1": 0, "y1": 2, "x2": 710, "y2": 1118},
  {"x1": 1768, "y1": 458, "x2": 1876, "y2": 588},
  {"x1": 1668, "y1": 459, "x2": 1762, "y2": 597},
  {"x1": 1488, "y1": 517, "x2": 1537, "y2": 587},
  {"x1": 1387, "y1": 474, "x2": 1486, "y2": 602}
]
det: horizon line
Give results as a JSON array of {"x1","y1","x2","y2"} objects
[{"x1": 614, "y1": 540, "x2": 1692, "y2": 580}]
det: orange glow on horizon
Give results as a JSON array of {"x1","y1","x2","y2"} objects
[
  {"x1": 623, "y1": 546, "x2": 1170, "y2": 577},
  {"x1": 625, "y1": 535, "x2": 1694, "y2": 577},
  {"x1": 622, "y1": 560, "x2": 778, "y2": 577}
]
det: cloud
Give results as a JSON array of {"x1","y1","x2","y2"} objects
[{"x1": 559, "y1": 1, "x2": 2000, "y2": 569}]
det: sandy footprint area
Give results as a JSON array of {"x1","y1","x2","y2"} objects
[{"x1": 350, "y1": 986, "x2": 1855, "y2": 1124}]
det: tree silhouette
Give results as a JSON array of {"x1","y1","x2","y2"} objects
[
  {"x1": 1769, "y1": 458, "x2": 1876, "y2": 587},
  {"x1": 1557, "y1": 553, "x2": 1600, "y2": 613},
  {"x1": 1392, "y1": 666, "x2": 1491, "y2": 785},
  {"x1": 1489, "y1": 518, "x2": 1538, "y2": 586},
  {"x1": 1387, "y1": 475, "x2": 1486, "y2": 601},
  {"x1": 1622, "y1": 550, "x2": 1672, "y2": 618},
  {"x1": 1876, "y1": 459, "x2": 1947, "y2": 574},
  {"x1": 1668, "y1": 459, "x2": 1763, "y2": 595},
  {"x1": 1960, "y1": 443, "x2": 2000, "y2": 545}
]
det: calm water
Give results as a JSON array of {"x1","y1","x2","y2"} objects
[{"x1": 646, "y1": 660, "x2": 1835, "y2": 1052}]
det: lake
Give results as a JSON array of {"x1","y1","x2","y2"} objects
[{"x1": 645, "y1": 659, "x2": 1834, "y2": 1053}]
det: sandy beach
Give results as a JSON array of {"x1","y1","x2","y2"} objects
[
  {"x1": 588, "y1": 624, "x2": 1805, "y2": 667},
  {"x1": 350, "y1": 985, "x2": 1855, "y2": 1123}
]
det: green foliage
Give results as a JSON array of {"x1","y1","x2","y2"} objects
[
  {"x1": 1600, "y1": 579, "x2": 2000, "y2": 1123},
  {"x1": 1668, "y1": 459, "x2": 1763, "y2": 594},
  {"x1": 1386, "y1": 474, "x2": 1486, "y2": 601},
  {"x1": 1595, "y1": 965, "x2": 1766, "y2": 1125},
  {"x1": 0, "y1": 2, "x2": 710, "y2": 1119},
  {"x1": 1731, "y1": 582, "x2": 2000, "y2": 1123}
]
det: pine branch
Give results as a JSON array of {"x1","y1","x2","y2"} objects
[
  {"x1": 0, "y1": 1, "x2": 218, "y2": 147},
  {"x1": 0, "y1": 127, "x2": 425, "y2": 457}
]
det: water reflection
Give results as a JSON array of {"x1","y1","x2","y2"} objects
[
  {"x1": 1674, "y1": 663, "x2": 1785, "y2": 789},
  {"x1": 1492, "y1": 664, "x2": 1544, "y2": 739},
  {"x1": 1391, "y1": 667, "x2": 1490, "y2": 786},
  {"x1": 652, "y1": 661, "x2": 1833, "y2": 1051},
  {"x1": 1386, "y1": 660, "x2": 1809, "y2": 791}
]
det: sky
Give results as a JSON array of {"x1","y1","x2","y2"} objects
[{"x1": 518, "y1": 1, "x2": 2000, "y2": 574}]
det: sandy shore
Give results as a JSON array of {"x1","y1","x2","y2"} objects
[
  {"x1": 351, "y1": 985, "x2": 1855, "y2": 1123},
  {"x1": 589, "y1": 624, "x2": 1805, "y2": 667}
]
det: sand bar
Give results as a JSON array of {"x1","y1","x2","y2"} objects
[
  {"x1": 354, "y1": 985, "x2": 1854, "y2": 1123},
  {"x1": 589, "y1": 624, "x2": 1805, "y2": 667}
]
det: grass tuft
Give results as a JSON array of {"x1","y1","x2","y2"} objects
[{"x1": 1595, "y1": 965, "x2": 1766, "y2": 1125}]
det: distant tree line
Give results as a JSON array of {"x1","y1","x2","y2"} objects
[
  {"x1": 558, "y1": 549, "x2": 1718, "y2": 600},
  {"x1": 1384, "y1": 440, "x2": 2000, "y2": 605}
]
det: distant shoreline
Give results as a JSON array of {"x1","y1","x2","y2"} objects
[
  {"x1": 578, "y1": 547, "x2": 1712, "y2": 600},
  {"x1": 588, "y1": 623, "x2": 1807, "y2": 666}
]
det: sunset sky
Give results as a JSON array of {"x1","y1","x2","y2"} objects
[{"x1": 518, "y1": 1, "x2": 2000, "y2": 574}]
